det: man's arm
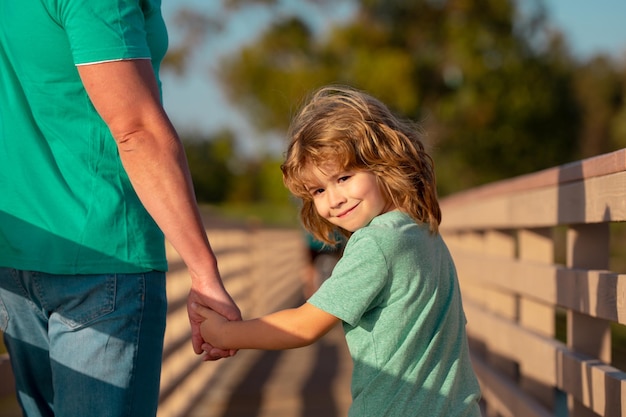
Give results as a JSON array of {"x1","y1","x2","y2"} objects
[{"x1": 77, "y1": 59, "x2": 241, "y2": 357}]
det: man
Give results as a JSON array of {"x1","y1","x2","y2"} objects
[{"x1": 0, "y1": 1, "x2": 240, "y2": 416}]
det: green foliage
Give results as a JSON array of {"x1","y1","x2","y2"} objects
[
  {"x1": 182, "y1": 130, "x2": 293, "y2": 212},
  {"x1": 210, "y1": 0, "x2": 623, "y2": 195},
  {"x1": 218, "y1": 17, "x2": 330, "y2": 132},
  {"x1": 227, "y1": 158, "x2": 293, "y2": 205},
  {"x1": 209, "y1": 202, "x2": 300, "y2": 227},
  {"x1": 257, "y1": 159, "x2": 291, "y2": 205},
  {"x1": 161, "y1": 9, "x2": 223, "y2": 75},
  {"x1": 169, "y1": 0, "x2": 626, "y2": 200},
  {"x1": 573, "y1": 56, "x2": 625, "y2": 157},
  {"x1": 183, "y1": 130, "x2": 236, "y2": 203}
]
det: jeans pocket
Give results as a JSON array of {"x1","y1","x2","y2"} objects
[{"x1": 52, "y1": 274, "x2": 117, "y2": 330}]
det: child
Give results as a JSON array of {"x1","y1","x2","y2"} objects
[{"x1": 194, "y1": 85, "x2": 482, "y2": 416}]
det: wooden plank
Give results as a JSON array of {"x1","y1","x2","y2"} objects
[
  {"x1": 471, "y1": 353, "x2": 554, "y2": 417},
  {"x1": 567, "y1": 223, "x2": 610, "y2": 271},
  {"x1": 520, "y1": 298, "x2": 554, "y2": 337},
  {"x1": 465, "y1": 301, "x2": 561, "y2": 387},
  {"x1": 519, "y1": 228, "x2": 554, "y2": 264},
  {"x1": 441, "y1": 170, "x2": 626, "y2": 230},
  {"x1": 483, "y1": 230, "x2": 516, "y2": 257},
  {"x1": 449, "y1": 248, "x2": 626, "y2": 326},
  {"x1": 567, "y1": 224, "x2": 612, "y2": 368},
  {"x1": 465, "y1": 300, "x2": 626, "y2": 417},
  {"x1": 441, "y1": 148, "x2": 626, "y2": 208},
  {"x1": 558, "y1": 349, "x2": 626, "y2": 417}
]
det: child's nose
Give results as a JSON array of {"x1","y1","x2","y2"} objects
[{"x1": 327, "y1": 187, "x2": 346, "y2": 208}]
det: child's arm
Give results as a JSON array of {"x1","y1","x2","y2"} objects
[{"x1": 193, "y1": 302, "x2": 340, "y2": 351}]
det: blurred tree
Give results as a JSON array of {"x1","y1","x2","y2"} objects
[
  {"x1": 183, "y1": 129, "x2": 292, "y2": 206},
  {"x1": 183, "y1": 130, "x2": 237, "y2": 203},
  {"x1": 214, "y1": 0, "x2": 585, "y2": 194},
  {"x1": 611, "y1": 67, "x2": 626, "y2": 150},
  {"x1": 161, "y1": 8, "x2": 223, "y2": 75},
  {"x1": 226, "y1": 158, "x2": 292, "y2": 204},
  {"x1": 218, "y1": 17, "x2": 323, "y2": 132},
  {"x1": 165, "y1": 0, "x2": 625, "y2": 198},
  {"x1": 572, "y1": 56, "x2": 624, "y2": 158}
]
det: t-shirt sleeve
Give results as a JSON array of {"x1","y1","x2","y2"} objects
[
  {"x1": 308, "y1": 233, "x2": 390, "y2": 327},
  {"x1": 51, "y1": 0, "x2": 153, "y2": 64}
]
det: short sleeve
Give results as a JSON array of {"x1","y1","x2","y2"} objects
[
  {"x1": 308, "y1": 233, "x2": 390, "y2": 326},
  {"x1": 50, "y1": 0, "x2": 154, "y2": 64}
]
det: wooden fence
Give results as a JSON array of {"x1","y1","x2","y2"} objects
[
  {"x1": 5, "y1": 149, "x2": 626, "y2": 417},
  {"x1": 439, "y1": 148, "x2": 626, "y2": 417},
  {"x1": 0, "y1": 218, "x2": 308, "y2": 417},
  {"x1": 158, "y1": 218, "x2": 308, "y2": 417}
]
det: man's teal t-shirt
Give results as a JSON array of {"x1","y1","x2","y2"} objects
[
  {"x1": 308, "y1": 211, "x2": 482, "y2": 416},
  {"x1": 0, "y1": 0, "x2": 169, "y2": 273}
]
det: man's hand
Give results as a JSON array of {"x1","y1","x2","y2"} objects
[
  {"x1": 187, "y1": 275, "x2": 241, "y2": 361},
  {"x1": 192, "y1": 302, "x2": 229, "y2": 354}
]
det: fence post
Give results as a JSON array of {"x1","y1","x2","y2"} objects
[
  {"x1": 518, "y1": 227, "x2": 557, "y2": 409},
  {"x1": 565, "y1": 223, "x2": 611, "y2": 417},
  {"x1": 483, "y1": 230, "x2": 518, "y2": 417}
]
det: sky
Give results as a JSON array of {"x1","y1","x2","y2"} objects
[
  {"x1": 159, "y1": 0, "x2": 626, "y2": 157},
  {"x1": 542, "y1": 0, "x2": 626, "y2": 58},
  {"x1": 160, "y1": 1, "x2": 356, "y2": 155}
]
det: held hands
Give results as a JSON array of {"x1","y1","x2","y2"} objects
[
  {"x1": 187, "y1": 275, "x2": 241, "y2": 361},
  {"x1": 191, "y1": 302, "x2": 232, "y2": 360}
]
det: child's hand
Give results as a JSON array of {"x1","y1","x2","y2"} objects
[{"x1": 191, "y1": 302, "x2": 233, "y2": 360}]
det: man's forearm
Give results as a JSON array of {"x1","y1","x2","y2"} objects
[{"x1": 117, "y1": 126, "x2": 218, "y2": 278}]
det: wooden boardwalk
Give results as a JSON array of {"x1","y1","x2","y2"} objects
[
  {"x1": 0, "y1": 306, "x2": 354, "y2": 417},
  {"x1": 8, "y1": 148, "x2": 626, "y2": 417},
  {"x1": 186, "y1": 319, "x2": 353, "y2": 417},
  {"x1": 158, "y1": 221, "x2": 354, "y2": 417}
]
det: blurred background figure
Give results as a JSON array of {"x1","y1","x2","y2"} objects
[{"x1": 303, "y1": 231, "x2": 344, "y2": 298}]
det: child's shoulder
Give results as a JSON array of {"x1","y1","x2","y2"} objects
[
  {"x1": 367, "y1": 210, "x2": 421, "y2": 231},
  {"x1": 353, "y1": 211, "x2": 426, "y2": 245}
]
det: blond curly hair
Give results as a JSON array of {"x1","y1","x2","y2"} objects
[{"x1": 281, "y1": 85, "x2": 441, "y2": 245}]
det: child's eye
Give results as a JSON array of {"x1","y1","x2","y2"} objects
[
  {"x1": 338, "y1": 175, "x2": 351, "y2": 183},
  {"x1": 310, "y1": 188, "x2": 324, "y2": 196}
]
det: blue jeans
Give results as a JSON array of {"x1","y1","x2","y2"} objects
[{"x1": 0, "y1": 269, "x2": 167, "y2": 417}]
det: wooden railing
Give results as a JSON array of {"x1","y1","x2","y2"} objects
[
  {"x1": 158, "y1": 218, "x2": 308, "y2": 417},
  {"x1": 4, "y1": 149, "x2": 625, "y2": 417},
  {"x1": 0, "y1": 218, "x2": 308, "y2": 417},
  {"x1": 439, "y1": 149, "x2": 626, "y2": 417}
]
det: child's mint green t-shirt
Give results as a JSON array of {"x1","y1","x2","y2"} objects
[
  {"x1": 0, "y1": 0, "x2": 169, "y2": 273},
  {"x1": 308, "y1": 211, "x2": 482, "y2": 416}
]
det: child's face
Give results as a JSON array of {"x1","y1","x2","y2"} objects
[{"x1": 304, "y1": 163, "x2": 394, "y2": 232}]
